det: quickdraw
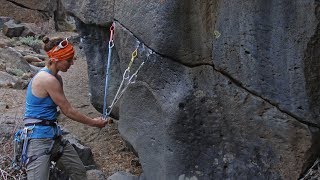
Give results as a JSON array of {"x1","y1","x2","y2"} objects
[
  {"x1": 102, "y1": 22, "x2": 153, "y2": 119},
  {"x1": 107, "y1": 49, "x2": 144, "y2": 115},
  {"x1": 103, "y1": 23, "x2": 115, "y2": 120}
]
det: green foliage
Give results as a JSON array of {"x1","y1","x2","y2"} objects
[
  {"x1": 18, "y1": 36, "x2": 42, "y2": 48},
  {"x1": 18, "y1": 36, "x2": 43, "y2": 53},
  {"x1": 7, "y1": 68, "x2": 24, "y2": 77}
]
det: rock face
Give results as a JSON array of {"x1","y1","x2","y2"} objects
[
  {"x1": 3, "y1": 20, "x2": 25, "y2": 38},
  {"x1": 62, "y1": 0, "x2": 114, "y2": 25},
  {"x1": 0, "y1": 0, "x2": 74, "y2": 31},
  {"x1": 0, "y1": 16, "x2": 12, "y2": 29},
  {"x1": 0, "y1": 0, "x2": 49, "y2": 23},
  {"x1": 63, "y1": 0, "x2": 320, "y2": 179},
  {"x1": 9, "y1": 0, "x2": 57, "y2": 11}
]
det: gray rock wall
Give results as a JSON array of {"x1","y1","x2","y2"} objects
[
  {"x1": 213, "y1": 0, "x2": 318, "y2": 124},
  {"x1": 62, "y1": 0, "x2": 320, "y2": 179}
]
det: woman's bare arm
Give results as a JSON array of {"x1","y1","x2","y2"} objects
[{"x1": 44, "y1": 75, "x2": 106, "y2": 128}]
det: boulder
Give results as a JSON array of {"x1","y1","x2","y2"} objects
[
  {"x1": 0, "y1": 47, "x2": 35, "y2": 74},
  {"x1": 75, "y1": 20, "x2": 315, "y2": 179},
  {"x1": 0, "y1": 71, "x2": 18, "y2": 88},
  {"x1": 62, "y1": 0, "x2": 114, "y2": 25},
  {"x1": 30, "y1": 61, "x2": 46, "y2": 67},
  {"x1": 78, "y1": 24, "x2": 122, "y2": 115},
  {"x1": 114, "y1": 0, "x2": 214, "y2": 66},
  {"x1": 212, "y1": 0, "x2": 318, "y2": 124},
  {"x1": 9, "y1": 0, "x2": 57, "y2": 11},
  {"x1": 0, "y1": 71, "x2": 28, "y2": 89},
  {"x1": 0, "y1": 102, "x2": 8, "y2": 112},
  {"x1": 64, "y1": 133, "x2": 96, "y2": 168},
  {"x1": 87, "y1": 169, "x2": 107, "y2": 180},
  {"x1": 0, "y1": 0, "x2": 48, "y2": 23},
  {"x1": 0, "y1": 16, "x2": 11, "y2": 29},
  {"x1": 23, "y1": 55, "x2": 43, "y2": 63},
  {"x1": 64, "y1": 0, "x2": 320, "y2": 179},
  {"x1": 0, "y1": 62, "x2": 6, "y2": 71},
  {"x1": 116, "y1": 23, "x2": 314, "y2": 179},
  {"x1": 2, "y1": 20, "x2": 25, "y2": 38},
  {"x1": 20, "y1": 52, "x2": 47, "y2": 60},
  {"x1": 108, "y1": 172, "x2": 140, "y2": 180},
  {"x1": 21, "y1": 27, "x2": 36, "y2": 37}
]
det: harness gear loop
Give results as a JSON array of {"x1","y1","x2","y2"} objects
[
  {"x1": 103, "y1": 22, "x2": 115, "y2": 120},
  {"x1": 12, "y1": 122, "x2": 66, "y2": 170},
  {"x1": 21, "y1": 126, "x2": 34, "y2": 167}
]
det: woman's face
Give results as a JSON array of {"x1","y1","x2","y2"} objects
[{"x1": 56, "y1": 58, "x2": 74, "y2": 72}]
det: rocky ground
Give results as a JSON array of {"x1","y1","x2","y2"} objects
[{"x1": 0, "y1": 30, "x2": 141, "y2": 179}]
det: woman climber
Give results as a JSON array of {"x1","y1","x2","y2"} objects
[{"x1": 23, "y1": 37, "x2": 107, "y2": 179}]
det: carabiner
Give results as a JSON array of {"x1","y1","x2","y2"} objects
[
  {"x1": 108, "y1": 40, "x2": 114, "y2": 48},
  {"x1": 123, "y1": 68, "x2": 130, "y2": 80},
  {"x1": 128, "y1": 49, "x2": 138, "y2": 70},
  {"x1": 109, "y1": 23, "x2": 115, "y2": 42}
]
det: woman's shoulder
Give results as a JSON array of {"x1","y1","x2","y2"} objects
[{"x1": 34, "y1": 71, "x2": 59, "y2": 85}]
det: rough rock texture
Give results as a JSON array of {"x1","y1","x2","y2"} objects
[
  {"x1": 213, "y1": 0, "x2": 318, "y2": 125},
  {"x1": 114, "y1": 1, "x2": 216, "y2": 66},
  {"x1": 77, "y1": 23, "x2": 122, "y2": 115},
  {"x1": 0, "y1": 0, "x2": 49, "y2": 23},
  {"x1": 0, "y1": 47, "x2": 34, "y2": 73},
  {"x1": 304, "y1": 1, "x2": 320, "y2": 124},
  {"x1": 108, "y1": 171, "x2": 140, "y2": 180},
  {"x1": 0, "y1": 16, "x2": 12, "y2": 29},
  {"x1": 63, "y1": 0, "x2": 320, "y2": 179},
  {"x1": 64, "y1": 133, "x2": 96, "y2": 167},
  {"x1": 0, "y1": 0, "x2": 75, "y2": 31},
  {"x1": 87, "y1": 169, "x2": 107, "y2": 180},
  {"x1": 9, "y1": 0, "x2": 57, "y2": 11},
  {"x1": 3, "y1": 20, "x2": 25, "y2": 38},
  {"x1": 61, "y1": 0, "x2": 114, "y2": 25}
]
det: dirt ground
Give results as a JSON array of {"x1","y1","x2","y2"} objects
[{"x1": 0, "y1": 33, "x2": 142, "y2": 178}]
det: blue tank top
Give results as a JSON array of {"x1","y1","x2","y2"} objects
[
  {"x1": 24, "y1": 68, "x2": 61, "y2": 139},
  {"x1": 24, "y1": 68, "x2": 58, "y2": 120}
]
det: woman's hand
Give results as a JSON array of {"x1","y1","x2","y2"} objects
[{"x1": 92, "y1": 117, "x2": 108, "y2": 128}]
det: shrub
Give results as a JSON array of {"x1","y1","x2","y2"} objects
[
  {"x1": 18, "y1": 36, "x2": 43, "y2": 53},
  {"x1": 18, "y1": 36, "x2": 42, "y2": 47}
]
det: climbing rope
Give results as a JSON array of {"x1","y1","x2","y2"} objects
[{"x1": 103, "y1": 23, "x2": 115, "y2": 120}]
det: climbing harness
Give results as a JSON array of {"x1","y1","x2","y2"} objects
[
  {"x1": 12, "y1": 122, "x2": 66, "y2": 170},
  {"x1": 12, "y1": 129, "x2": 25, "y2": 170},
  {"x1": 12, "y1": 126, "x2": 34, "y2": 170},
  {"x1": 103, "y1": 23, "x2": 115, "y2": 120}
]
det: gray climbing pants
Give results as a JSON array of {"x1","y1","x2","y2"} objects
[{"x1": 26, "y1": 138, "x2": 87, "y2": 180}]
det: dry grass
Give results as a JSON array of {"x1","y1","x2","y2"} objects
[{"x1": 0, "y1": 89, "x2": 26, "y2": 180}]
